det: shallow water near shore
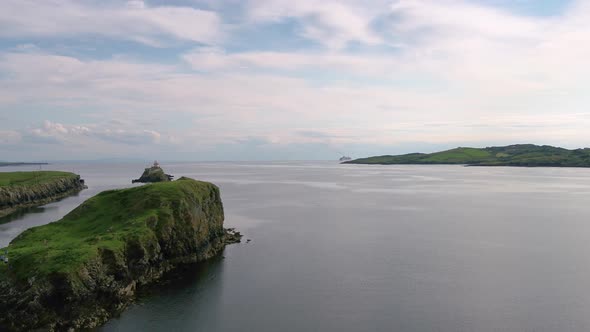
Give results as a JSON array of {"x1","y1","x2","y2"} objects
[{"x1": 2, "y1": 162, "x2": 590, "y2": 332}]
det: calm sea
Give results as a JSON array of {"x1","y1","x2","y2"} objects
[{"x1": 2, "y1": 162, "x2": 590, "y2": 332}]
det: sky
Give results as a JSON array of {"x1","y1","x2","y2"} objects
[{"x1": 0, "y1": 0, "x2": 589, "y2": 161}]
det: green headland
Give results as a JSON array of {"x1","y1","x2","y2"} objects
[
  {"x1": 344, "y1": 144, "x2": 590, "y2": 167},
  {"x1": 0, "y1": 171, "x2": 86, "y2": 218},
  {"x1": 0, "y1": 171, "x2": 77, "y2": 187},
  {"x1": 0, "y1": 177, "x2": 240, "y2": 331}
]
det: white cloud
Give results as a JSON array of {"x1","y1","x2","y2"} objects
[
  {"x1": 183, "y1": 48, "x2": 398, "y2": 74},
  {"x1": 390, "y1": 0, "x2": 543, "y2": 40},
  {"x1": 2, "y1": 1, "x2": 590, "y2": 160},
  {"x1": 93, "y1": 129, "x2": 163, "y2": 145},
  {"x1": 182, "y1": 47, "x2": 238, "y2": 72},
  {"x1": 380, "y1": 0, "x2": 590, "y2": 119},
  {"x1": 23, "y1": 120, "x2": 173, "y2": 146},
  {"x1": 246, "y1": 0, "x2": 385, "y2": 49},
  {"x1": 185, "y1": 0, "x2": 590, "y2": 108},
  {"x1": 2, "y1": 44, "x2": 590, "y2": 153},
  {"x1": 0, "y1": 0, "x2": 222, "y2": 46}
]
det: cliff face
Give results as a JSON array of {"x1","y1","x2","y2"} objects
[
  {"x1": 0, "y1": 173, "x2": 86, "y2": 218},
  {"x1": 0, "y1": 177, "x2": 240, "y2": 331}
]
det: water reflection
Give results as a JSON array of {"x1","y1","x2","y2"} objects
[
  {"x1": 103, "y1": 255, "x2": 227, "y2": 332},
  {"x1": 0, "y1": 206, "x2": 53, "y2": 224}
]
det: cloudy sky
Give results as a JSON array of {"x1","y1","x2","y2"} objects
[{"x1": 1, "y1": 0, "x2": 589, "y2": 161}]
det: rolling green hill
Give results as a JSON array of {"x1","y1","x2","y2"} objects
[
  {"x1": 345, "y1": 144, "x2": 590, "y2": 167},
  {"x1": 0, "y1": 171, "x2": 76, "y2": 187}
]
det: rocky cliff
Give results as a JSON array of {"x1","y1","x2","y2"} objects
[
  {"x1": 132, "y1": 166, "x2": 173, "y2": 183},
  {"x1": 0, "y1": 172, "x2": 86, "y2": 218},
  {"x1": 0, "y1": 177, "x2": 240, "y2": 331}
]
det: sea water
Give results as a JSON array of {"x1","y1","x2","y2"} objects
[{"x1": 2, "y1": 162, "x2": 590, "y2": 332}]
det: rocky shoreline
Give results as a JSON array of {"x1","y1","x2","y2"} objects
[
  {"x1": 0, "y1": 230, "x2": 241, "y2": 331},
  {"x1": 0, "y1": 178, "x2": 241, "y2": 331},
  {"x1": 0, "y1": 174, "x2": 86, "y2": 218}
]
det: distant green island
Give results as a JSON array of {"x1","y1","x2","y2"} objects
[
  {"x1": 344, "y1": 144, "x2": 590, "y2": 167},
  {"x1": 0, "y1": 162, "x2": 48, "y2": 167}
]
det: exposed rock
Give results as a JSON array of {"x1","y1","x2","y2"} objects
[
  {"x1": 132, "y1": 163, "x2": 173, "y2": 183},
  {"x1": 224, "y1": 228, "x2": 242, "y2": 244}
]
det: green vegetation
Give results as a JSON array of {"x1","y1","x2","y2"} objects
[
  {"x1": 345, "y1": 144, "x2": 590, "y2": 167},
  {"x1": 0, "y1": 171, "x2": 85, "y2": 219},
  {"x1": 0, "y1": 171, "x2": 76, "y2": 187},
  {"x1": 0, "y1": 177, "x2": 220, "y2": 282},
  {"x1": 0, "y1": 177, "x2": 236, "y2": 331}
]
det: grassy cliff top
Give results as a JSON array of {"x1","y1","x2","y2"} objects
[
  {"x1": 345, "y1": 144, "x2": 590, "y2": 167},
  {"x1": 0, "y1": 177, "x2": 221, "y2": 282},
  {"x1": 0, "y1": 171, "x2": 78, "y2": 187}
]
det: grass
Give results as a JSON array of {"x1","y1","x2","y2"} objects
[
  {"x1": 0, "y1": 171, "x2": 77, "y2": 187},
  {"x1": 0, "y1": 177, "x2": 220, "y2": 282},
  {"x1": 423, "y1": 148, "x2": 492, "y2": 163},
  {"x1": 346, "y1": 144, "x2": 590, "y2": 167}
]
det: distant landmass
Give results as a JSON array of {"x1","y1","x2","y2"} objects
[
  {"x1": 0, "y1": 162, "x2": 48, "y2": 167},
  {"x1": 344, "y1": 144, "x2": 590, "y2": 167},
  {"x1": 0, "y1": 171, "x2": 86, "y2": 218}
]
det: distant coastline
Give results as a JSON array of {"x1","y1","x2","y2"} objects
[
  {"x1": 0, "y1": 171, "x2": 86, "y2": 218},
  {"x1": 344, "y1": 144, "x2": 590, "y2": 168},
  {"x1": 0, "y1": 162, "x2": 49, "y2": 167}
]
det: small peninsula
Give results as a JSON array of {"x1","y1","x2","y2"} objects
[
  {"x1": 0, "y1": 162, "x2": 49, "y2": 167},
  {"x1": 0, "y1": 177, "x2": 241, "y2": 331},
  {"x1": 345, "y1": 144, "x2": 590, "y2": 167},
  {"x1": 132, "y1": 161, "x2": 173, "y2": 183},
  {"x1": 0, "y1": 171, "x2": 86, "y2": 218}
]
